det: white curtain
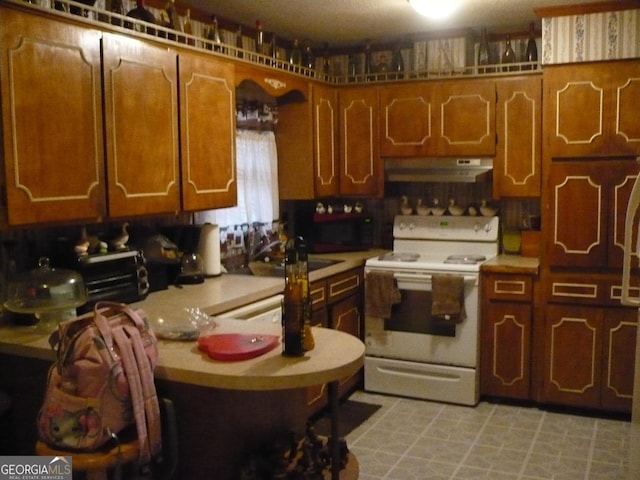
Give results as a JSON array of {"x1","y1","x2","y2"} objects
[{"x1": 195, "y1": 130, "x2": 279, "y2": 227}]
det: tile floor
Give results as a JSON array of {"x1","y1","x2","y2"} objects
[{"x1": 345, "y1": 390, "x2": 640, "y2": 480}]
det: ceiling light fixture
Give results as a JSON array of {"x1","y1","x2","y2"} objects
[{"x1": 408, "y1": 0, "x2": 462, "y2": 20}]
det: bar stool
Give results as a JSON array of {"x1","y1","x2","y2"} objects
[{"x1": 35, "y1": 430, "x2": 140, "y2": 480}]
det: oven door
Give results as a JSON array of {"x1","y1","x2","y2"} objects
[{"x1": 364, "y1": 269, "x2": 479, "y2": 367}]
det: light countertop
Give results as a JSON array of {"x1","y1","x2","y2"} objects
[{"x1": 481, "y1": 254, "x2": 540, "y2": 275}]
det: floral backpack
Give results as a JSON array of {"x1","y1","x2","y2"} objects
[{"x1": 37, "y1": 301, "x2": 162, "y2": 466}]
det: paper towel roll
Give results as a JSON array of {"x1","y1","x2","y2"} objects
[{"x1": 197, "y1": 223, "x2": 221, "y2": 277}]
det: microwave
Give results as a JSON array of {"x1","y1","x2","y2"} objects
[{"x1": 296, "y1": 212, "x2": 374, "y2": 253}]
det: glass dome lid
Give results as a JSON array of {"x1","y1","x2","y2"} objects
[{"x1": 4, "y1": 257, "x2": 87, "y2": 314}]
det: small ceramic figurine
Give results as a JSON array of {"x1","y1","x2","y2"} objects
[
  {"x1": 431, "y1": 198, "x2": 445, "y2": 216},
  {"x1": 448, "y1": 198, "x2": 465, "y2": 216},
  {"x1": 343, "y1": 204, "x2": 353, "y2": 213},
  {"x1": 468, "y1": 205, "x2": 478, "y2": 216},
  {"x1": 354, "y1": 201, "x2": 363, "y2": 213},
  {"x1": 74, "y1": 226, "x2": 90, "y2": 256},
  {"x1": 416, "y1": 198, "x2": 430, "y2": 216},
  {"x1": 327, "y1": 205, "x2": 333, "y2": 214},
  {"x1": 400, "y1": 195, "x2": 412, "y2": 215},
  {"x1": 480, "y1": 199, "x2": 498, "y2": 217},
  {"x1": 111, "y1": 222, "x2": 130, "y2": 250},
  {"x1": 315, "y1": 202, "x2": 326, "y2": 214}
]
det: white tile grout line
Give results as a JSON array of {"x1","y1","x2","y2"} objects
[
  {"x1": 584, "y1": 419, "x2": 599, "y2": 480},
  {"x1": 447, "y1": 402, "x2": 497, "y2": 479},
  {"x1": 515, "y1": 408, "x2": 546, "y2": 480}
]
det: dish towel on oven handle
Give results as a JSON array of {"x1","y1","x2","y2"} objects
[
  {"x1": 365, "y1": 270, "x2": 401, "y2": 318},
  {"x1": 431, "y1": 274, "x2": 466, "y2": 323}
]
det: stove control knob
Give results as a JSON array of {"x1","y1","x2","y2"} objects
[
  {"x1": 409, "y1": 221, "x2": 416, "y2": 230},
  {"x1": 484, "y1": 222, "x2": 492, "y2": 233},
  {"x1": 398, "y1": 221, "x2": 406, "y2": 230},
  {"x1": 474, "y1": 223, "x2": 480, "y2": 232}
]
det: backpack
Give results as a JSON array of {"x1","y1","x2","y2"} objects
[{"x1": 37, "y1": 301, "x2": 162, "y2": 466}]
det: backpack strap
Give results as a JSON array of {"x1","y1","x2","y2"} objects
[
  {"x1": 113, "y1": 326, "x2": 153, "y2": 465},
  {"x1": 124, "y1": 323, "x2": 162, "y2": 457}
]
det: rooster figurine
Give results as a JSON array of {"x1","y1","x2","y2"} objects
[
  {"x1": 74, "y1": 226, "x2": 90, "y2": 256},
  {"x1": 111, "y1": 222, "x2": 130, "y2": 250},
  {"x1": 416, "y1": 198, "x2": 430, "y2": 216}
]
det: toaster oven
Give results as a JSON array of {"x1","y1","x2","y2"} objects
[{"x1": 72, "y1": 250, "x2": 149, "y2": 313}]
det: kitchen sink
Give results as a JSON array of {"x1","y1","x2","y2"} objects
[{"x1": 232, "y1": 258, "x2": 344, "y2": 277}]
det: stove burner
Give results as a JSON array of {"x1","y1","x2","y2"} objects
[
  {"x1": 378, "y1": 252, "x2": 420, "y2": 262},
  {"x1": 444, "y1": 254, "x2": 487, "y2": 265}
]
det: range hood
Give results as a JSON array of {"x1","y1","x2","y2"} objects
[{"x1": 385, "y1": 158, "x2": 493, "y2": 183}]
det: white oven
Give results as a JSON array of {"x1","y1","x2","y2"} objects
[{"x1": 364, "y1": 215, "x2": 499, "y2": 406}]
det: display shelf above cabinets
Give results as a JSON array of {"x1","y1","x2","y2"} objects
[{"x1": 16, "y1": 0, "x2": 541, "y2": 87}]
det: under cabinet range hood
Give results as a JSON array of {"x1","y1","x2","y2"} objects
[{"x1": 385, "y1": 158, "x2": 493, "y2": 183}]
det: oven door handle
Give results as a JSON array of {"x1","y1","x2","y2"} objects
[{"x1": 392, "y1": 272, "x2": 477, "y2": 283}]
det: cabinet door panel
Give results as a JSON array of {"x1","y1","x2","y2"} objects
[
  {"x1": 339, "y1": 87, "x2": 379, "y2": 196},
  {"x1": 313, "y1": 84, "x2": 340, "y2": 197},
  {"x1": 179, "y1": 52, "x2": 236, "y2": 210},
  {"x1": 543, "y1": 305, "x2": 602, "y2": 408},
  {"x1": 495, "y1": 76, "x2": 541, "y2": 197},
  {"x1": 379, "y1": 83, "x2": 434, "y2": 156},
  {"x1": 102, "y1": 33, "x2": 180, "y2": 217},
  {"x1": 481, "y1": 302, "x2": 531, "y2": 399},
  {"x1": 547, "y1": 162, "x2": 607, "y2": 267},
  {"x1": 0, "y1": 8, "x2": 105, "y2": 224},
  {"x1": 611, "y1": 63, "x2": 640, "y2": 155},
  {"x1": 331, "y1": 294, "x2": 362, "y2": 397},
  {"x1": 601, "y1": 308, "x2": 636, "y2": 412},
  {"x1": 608, "y1": 162, "x2": 640, "y2": 268},
  {"x1": 436, "y1": 79, "x2": 495, "y2": 156}
]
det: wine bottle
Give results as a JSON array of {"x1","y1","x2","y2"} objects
[
  {"x1": 501, "y1": 34, "x2": 516, "y2": 72},
  {"x1": 364, "y1": 40, "x2": 372, "y2": 80},
  {"x1": 282, "y1": 239, "x2": 305, "y2": 356},
  {"x1": 477, "y1": 27, "x2": 490, "y2": 73},
  {"x1": 236, "y1": 25, "x2": 244, "y2": 59},
  {"x1": 255, "y1": 19, "x2": 264, "y2": 58},
  {"x1": 288, "y1": 39, "x2": 302, "y2": 68},
  {"x1": 524, "y1": 22, "x2": 538, "y2": 70},
  {"x1": 302, "y1": 40, "x2": 315, "y2": 72},
  {"x1": 391, "y1": 43, "x2": 405, "y2": 80}
]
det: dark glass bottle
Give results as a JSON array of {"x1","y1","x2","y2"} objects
[
  {"x1": 501, "y1": 34, "x2": 516, "y2": 71},
  {"x1": 182, "y1": 8, "x2": 194, "y2": 46},
  {"x1": 282, "y1": 239, "x2": 305, "y2": 357},
  {"x1": 524, "y1": 22, "x2": 538, "y2": 70},
  {"x1": 477, "y1": 27, "x2": 490, "y2": 73},
  {"x1": 391, "y1": 43, "x2": 405, "y2": 80},
  {"x1": 288, "y1": 39, "x2": 302, "y2": 68},
  {"x1": 255, "y1": 19, "x2": 264, "y2": 57},
  {"x1": 322, "y1": 42, "x2": 331, "y2": 78},
  {"x1": 297, "y1": 239, "x2": 314, "y2": 352},
  {"x1": 270, "y1": 33, "x2": 278, "y2": 66},
  {"x1": 364, "y1": 40, "x2": 373, "y2": 80},
  {"x1": 236, "y1": 25, "x2": 244, "y2": 59},
  {"x1": 302, "y1": 41, "x2": 315, "y2": 72}
]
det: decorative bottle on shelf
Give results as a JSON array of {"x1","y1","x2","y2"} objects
[
  {"x1": 302, "y1": 40, "x2": 315, "y2": 72},
  {"x1": 477, "y1": 27, "x2": 490, "y2": 73},
  {"x1": 125, "y1": 0, "x2": 156, "y2": 33},
  {"x1": 524, "y1": 22, "x2": 538, "y2": 70},
  {"x1": 235, "y1": 25, "x2": 244, "y2": 58},
  {"x1": 182, "y1": 8, "x2": 194, "y2": 45},
  {"x1": 255, "y1": 19, "x2": 264, "y2": 58},
  {"x1": 364, "y1": 40, "x2": 373, "y2": 80},
  {"x1": 322, "y1": 42, "x2": 331, "y2": 78},
  {"x1": 207, "y1": 16, "x2": 222, "y2": 52},
  {"x1": 270, "y1": 33, "x2": 278, "y2": 65},
  {"x1": 501, "y1": 34, "x2": 516, "y2": 71},
  {"x1": 282, "y1": 238, "x2": 305, "y2": 357},
  {"x1": 288, "y1": 39, "x2": 302, "y2": 68},
  {"x1": 391, "y1": 43, "x2": 405, "y2": 80}
]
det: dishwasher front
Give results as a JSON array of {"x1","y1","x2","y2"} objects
[{"x1": 215, "y1": 294, "x2": 283, "y2": 323}]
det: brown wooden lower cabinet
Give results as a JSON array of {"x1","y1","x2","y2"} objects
[
  {"x1": 307, "y1": 268, "x2": 363, "y2": 417},
  {"x1": 481, "y1": 273, "x2": 533, "y2": 400},
  {"x1": 542, "y1": 304, "x2": 636, "y2": 413}
]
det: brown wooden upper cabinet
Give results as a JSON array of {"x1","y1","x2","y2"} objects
[
  {"x1": 494, "y1": 75, "x2": 542, "y2": 198},
  {"x1": 102, "y1": 33, "x2": 180, "y2": 218},
  {"x1": 179, "y1": 51, "x2": 237, "y2": 210},
  {"x1": 339, "y1": 86, "x2": 381, "y2": 196},
  {"x1": 547, "y1": 159, "x2": 639, "y2": 269},
  {"x1": 544, "y1": 60, "x2": 640, "y2": 157},
  {"x1": 276, "y1": 82, "x2": 339, "y2": 199},
  {"x1": 379, "y1": 78, "x2": 496, "y2": 158},
  {"x1": 0, "y1": 6, "x2": 106, "y2": 225}
]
